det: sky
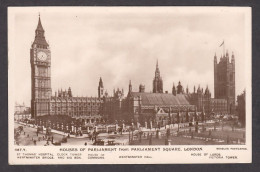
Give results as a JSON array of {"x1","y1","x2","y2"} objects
[{"x1": 9, "y1": 7, "x2": 250, "y2": 106}]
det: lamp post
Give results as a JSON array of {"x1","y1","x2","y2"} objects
[
  {"x1": 48, "y1": 120, "x2": 51, "y2": 128},
  {"x1": 177, "y1": 110, "x2": 180, "y2": 132},
  {"x1": 93, "y1": 128, "x2": 97, "y2": 143},
  {"x1": 131, "y1": 126, "x2": 134, "y2": 141},
  {"x1": 129, "y1": 128, "x2": 131, "y2": 144},
  {"x1": 61, "y1": 122, "x2": 64, "y2": 132},
  {"x1": 66, "y1": 123, "x2": 69, "y2": 133}
]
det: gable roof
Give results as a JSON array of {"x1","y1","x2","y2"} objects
[{"x1": 129, "y1": 92, "x2": 191, "y2": 106}]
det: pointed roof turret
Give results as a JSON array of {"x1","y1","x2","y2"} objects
[
  {"x1": 226, "y1": 50, "x2": 230, "y2": 63},
  {"x1": 186, "y1": 85, "x2": 189, "y2": 94},
  {"x1": 129, "y1": 80, "x2": 132, "y2": 93},
  {"x1": 197, "y1": 85, "x2": 201, "y2": 93},
  {"x1": 231, "y1": 51, "x2": 235, "y2": 63},
  {"x1": 214, "y1": 53, "x2": 217, "y2": 63},
  {"x1": 172, "y1": 82, "x2": 176, "y2": 96},
  {"x1": 155, "y1": 59, "x2": 160, "y2": 76},
  {"x1": 205, "y1": 85, "x2": 210, "y2": 95},
  {"x1": 99, "y1": 77, "x2": 104, "y2": 88},
  {"x1": 36, "y1": 14, "x2": 44, "y2": 31},
  {"x1": 32, "y1": 14, "x2": 49, "y2": 48}
]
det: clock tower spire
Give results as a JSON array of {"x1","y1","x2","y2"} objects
[
  {"x1": 31, "y1": 15, "x2": 52, "y2": 118},
  {"x1": 32, "y1": 15, "x2": 49, "y2": 49}
]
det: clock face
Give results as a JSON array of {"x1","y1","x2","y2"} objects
[{"x1": 37, "y1": 51, "x2": 47, "y2": 61}]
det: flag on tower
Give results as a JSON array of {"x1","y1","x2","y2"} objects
[{"x1": 219, "y1": 40, "x2": 224, "y2": 47}]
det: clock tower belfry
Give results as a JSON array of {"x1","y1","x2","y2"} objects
[{"x1": 30, "y1": 15, "x2": 52, "y2": 118}]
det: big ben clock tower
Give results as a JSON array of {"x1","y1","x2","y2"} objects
[{"x1": 30, "y1": 15, "x2": 52, "y2": 118}]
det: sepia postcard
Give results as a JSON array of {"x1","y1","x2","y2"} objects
[{"x1": 8, "y1": 7, "x2": 252, "y2": 164}]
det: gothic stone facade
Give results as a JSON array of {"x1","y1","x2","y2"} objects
[
  {"x1": 237, "y1": 91, "x2": 246, "y2": 127},
  {"x1": 214, "y1": 52, "x2": 236, "y2": 114},
  {"x1": 31, "y1": 16, "x2": 105, "y2": 123},
  {"x1": 30, "y1": 16, "x2": 52, "y2": 117},
  {"x1": 50, "y1": 89, "x2": 104, "y2": 123},
  {"x1": 30, "y1": 16, "x2": 234, "y2": 124},
  {"x1": 188, "y1": 86, "x2": 228, "y2": 115},
  {"x1": 153, "y1": 60, "x2": 163, "y2": 93},
  {"x1": 120, "y1": 63, "x2": 198, "y2": 125}
]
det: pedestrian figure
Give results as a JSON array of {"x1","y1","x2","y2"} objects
[
  {"x1": 166, "y1": 128, "x2": 170, "y2": 139},
  {"x1": 165, "y1": 138, "x2": 168, "y2": 145},
  {"x1": 156, "y1": 130, "x2": 159, "y2": 139},
  {"x1": 149, "y1": 135, "x2": 152, "y2": 145},
  {"x1": 85, "y1": 142, "x2": 87, "y2": 146},
  {"x1": 139, "y1": 132, "x2": 142, "y2": 143},
  {"x1": 34, "y1": 140, "x2": 36, "y2": 145},
  {"x1": 27, "y1": 134, "x2": 29, "y2": 138}
]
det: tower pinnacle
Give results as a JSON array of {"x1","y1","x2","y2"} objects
[
  {"x1": 98, "y1": 77, "x2": 104, "y2": 98},
  {"x1": 36, "y1": 14, "x2": 44, "y2": 31},
  {"x1": 99, "y1": 77, "x2": 104, "y2": 88},
  {"x1": 129, "y1": 80, "x2": 132, "y2": 93},
  {"x1": 32, "y1": 15, "x2": 49, "y2": 48},
  {"x1": 153, "y1": 59, "x2": 163, "y2": 93}
]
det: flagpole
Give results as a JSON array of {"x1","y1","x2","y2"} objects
[{"x1": 219, "y1": 40, "x2": 225, "y2": 56}]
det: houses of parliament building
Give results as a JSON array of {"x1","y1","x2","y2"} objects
[{"x1": 30, "y1": 16, "x2": 235, "y2": 125}]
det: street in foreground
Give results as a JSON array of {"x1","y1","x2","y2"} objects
[{"x1": 14, "y1": 121, "x2": 245, "y2": 146}]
